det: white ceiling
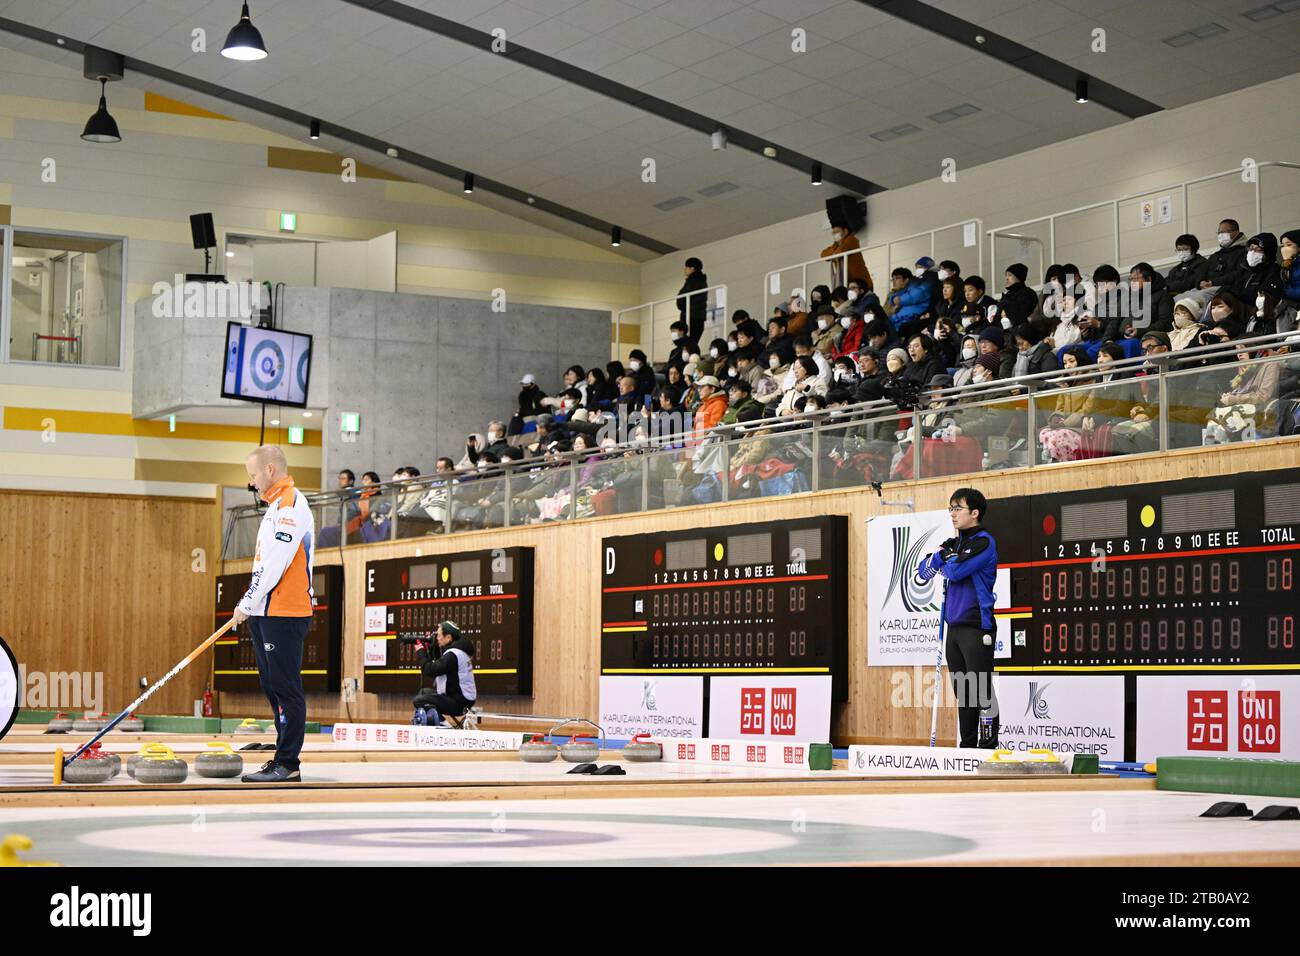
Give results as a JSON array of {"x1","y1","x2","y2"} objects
[{"x1": 2, "y1": 0, "x2": 1298, "y2": 252}]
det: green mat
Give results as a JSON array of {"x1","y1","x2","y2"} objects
[{"x1": 1156, "y1": 756, "x2": 1300, "y2": 798}]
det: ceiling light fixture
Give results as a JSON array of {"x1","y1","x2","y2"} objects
[
  {"x1": 1075, "y1": 74, "x2": 1089, "y2": 103},
  {"x1": 81, "y1": 78, "x2": 121, "y2": 144},
  {"x1": 221, "y1": 3, "x2": 268, "y2": 61},
  {"x1": 309, "y1": 118, "x2": 319, "y2": 140},
  {"x1": 463, "y1": 172, "x2": 474, "y2": 193},
  {"x1": 610, "y1": 226, "x2": 622, "y2": 247},
  {"x1": 711, "y1": 128, "x2": 727, "y2": 150},
  {"x1": 810, "y1": 163, "x2": 823, "y2": 186}
]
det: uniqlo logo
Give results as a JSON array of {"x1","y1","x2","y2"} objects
[
  {"x1": 333, "y1": 727, "x2": 346, "y2": 741},
  {"x1": 719, "y1": 744, "x2": 730, "y2": 760},
  {"x1": 677, "y1": 743, "x2": 695, "y2": 760},
  {"x1": 711, "y1": 744, "x2": 721, "y2": 760},
  {"x1": 677, "y1": 743, "x2": 688, "y2": 759},
  {"x1": 755, "y1": 745, "x2": 766, "y2": 762},
  {"x1": 745, "y1": 745, "x2": 757, "y2": 762},
  {"x1": 770, "y1": 687, "x2": 797, "y2": 736},
  {"x1": 1239, "y1": 690, "x2": 1281, "y2": 753},
  {"x1": 397, "y1": 730, "x2": 409, "y2": 743},
  {"x1": 740, "y1": 688, "x2": 766, "y2": 734},
  {"x1": 356, "y1": 728, "x2": 368, "y2": 742},
  {"x1": 1187, "y1": 691, "x2": 1228, "y2": 751},
  {"x1": 783, "y1": 746, "x2": 794, "y2": 764},
  {"x1": 794, "y1": 746, "x2": 804, "y2": 763},
  {"x1": 376, "y1": 729, "x2": 388, "y2": 743}
]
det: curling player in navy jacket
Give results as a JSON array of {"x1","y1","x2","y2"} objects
[
  {"x1": 917, "y1": 488, "x2": 1001, "y2": 749},
  {"x1": 411, "y1": 621, "x2": 477, "y2": 728}
]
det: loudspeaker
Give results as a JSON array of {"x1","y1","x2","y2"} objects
[
  {"x1": 190, "y1": 212, "x2": 216, "y2": 250},
  {"x1": 825, "y1": 194, "x2": 865, "y2": 234}
]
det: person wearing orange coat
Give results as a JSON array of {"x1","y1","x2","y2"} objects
[
  {"x1": 821, "y1": 225, "x2": 872, "y2": 291},
  {"x1": 691, "y1": 376, "x2": 729, "y2": 438}
]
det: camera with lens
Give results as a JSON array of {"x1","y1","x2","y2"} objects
[{"x1": 882, "y1": 378, "x2": 923, "y2": 410}]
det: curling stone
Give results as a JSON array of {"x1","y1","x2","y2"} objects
[
  {"x1": 118, "y1": 713, "x2": 145, "y2": 733},
  {"x1": 1019, "y1": 748, "x2": 1067, "y2": 775},
  {"x1": 46, "y1": 713, "x2": 73, "y2": 734},
  {"x1": 233, "y1": 718, "x2": 264, "y2": 735},
  {"x1": 194, "y1": 742, "x2": 244, "y2": 779},
  {"x1": 127, "y1": 743, "x2": 173, "y2": 779},
  {"x1": 622, "y1": 733, "x2": 663, "y2": 763},
  {"x1": 62, "y1": 748, "x2": 116, "y2": 784},
  {"x1": 72, "y1": 714, "x2": 107, "y2": 733},
  {"x1": 134, "y1": 745, "x2": 188, "y2": 784},
  {"x1": 560, "y1": 734, "x2": 601, "y2": 764},
  {"x1": 83, "y1": 742, "x2": 122, "y2": 778},
  {"x1": 976, "y1": 749, "x2": 1027, "y2": 775},
  {"x1": 518, "y1": 734, "x2": 559, "y2": 763}
]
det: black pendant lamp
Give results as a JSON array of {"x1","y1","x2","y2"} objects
[{"x1": 222, "y1": 2, "x2": 268, "y2": 61}]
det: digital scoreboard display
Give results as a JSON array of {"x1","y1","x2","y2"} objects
[
  {"x1": 600, "y1": 517, "x2": 849, "y2": 698},
  {"x1": 992, "y1": 471, "x2": 1300, "y2": 671},
  {"x1": 363, "y1": 547, "x2": 534, "y2": 695},
  {"x1": 214, "y1": 567, "x2": 342, "y2": 691}
]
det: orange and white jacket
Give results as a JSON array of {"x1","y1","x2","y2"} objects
[{"x1": 238, "y1": 475, "x2": 315, "y2": 617}]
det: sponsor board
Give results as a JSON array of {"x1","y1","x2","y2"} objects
[
  {"x1": 990, "y1": 674, "x2": 1125, "y2": 758},
  {"x1": 847, "y1": 745, "x2": 987, "y2": 776},
  {"x1": 331, "y1": 723, "x2": 524, "y2": 750},
  {"x1": 708, "y1": 675, "x2": 831, "y2": 742},
  {"x1": 599, "y1": 676, "x2": 704, "y2": 740},
  {"x1": 867, "y1": 511, "x2": 1011, "y2": 666},
  {"x1": 1136, "y1": 676, "x2": 1298, "y2": 761},
  {"x1": 652, "y1": 736, "x2": 819, "y2": 769}
]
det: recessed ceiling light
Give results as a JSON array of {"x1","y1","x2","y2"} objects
[
  {"x1": 762, "y1": 146, "x2": 778, "y2": 157},
  {"x1": 225, "y1": 250, "x2": 235, "y2": 257},
  {"x1": 302, "y1": 411, "x2": 312, "y2": 418},
  {"x1": 386, "y1": 146, "x2": 398, "y2": 158},
  {"x1": 56, "y1": 37, "x2": 65, "y2": 45}
]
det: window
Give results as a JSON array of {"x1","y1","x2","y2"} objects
[{"x1": 5, "y1": 228, "x2": 125, "y2": 368}]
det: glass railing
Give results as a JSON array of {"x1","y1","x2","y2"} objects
[{"x1": 221, "y1": 331, "x2": 1300, "y2": 559}]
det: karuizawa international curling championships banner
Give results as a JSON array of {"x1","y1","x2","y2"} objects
[{"x1": 866, "y1": 511, "x2": 1010, "y2": 667}]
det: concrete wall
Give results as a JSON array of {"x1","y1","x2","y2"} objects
[{"x1": 134, "y1": 287, "x2": 610, "y2": 479}]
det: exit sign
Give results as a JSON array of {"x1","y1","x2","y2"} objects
[
  {"x1": 340, "y1": 412, "x2": 360, "y2": 433},
  {"x1": 287, "y1": 425, "x2": 305, "y2": 445},
  {"x1": 280, "y1": 212, "x2": 297, "y2": 232}
]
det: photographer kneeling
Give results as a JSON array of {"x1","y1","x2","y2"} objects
[{"x1": 410, "y1": 621, "x2": 477, "y2": 728}]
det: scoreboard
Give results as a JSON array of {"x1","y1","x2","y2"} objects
[
  {"x1": 362, "y1": 547, "x2": 534, "y2": 696},
  {"x1": 600, "y1": 516, "x2": 849, "y2": 699},
  {"x1": 213, "y1": 567, "x2": 342, "y2": 691},
  {"x1": 993, "y1": 471, "x2": 1300, "y2": 672}
]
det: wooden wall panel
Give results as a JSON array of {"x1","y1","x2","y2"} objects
[
  {"x1": 0, "y1": 490, "x2": 216, "y2": 718},
  {"x1": 91, "y1": 441, "x2": 1300, "y2": 741}
]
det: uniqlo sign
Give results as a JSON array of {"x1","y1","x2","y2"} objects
[
  {"x1": 1187, "y1": 690, "x2": 1228, "y2": 751},
  {"x1": 738, "y1": 687, "x2": 797, "y2": 736},
  {"x1": 1239, "y1": 691, "x2": 1281, "y2": 753}
]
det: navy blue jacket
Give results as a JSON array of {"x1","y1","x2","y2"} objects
[{"x1": 917, "y1": 527, "x2": 998, "y2": 630}]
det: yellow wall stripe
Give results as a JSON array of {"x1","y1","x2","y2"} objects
[
  {"x1": 143, "y1": 92, "x2": 232, "y2": 121},
  {"x1": 3, "y1": 407, "x2": 324, "y2": 445},
  {"x1": 267, "y1": 146, "x2": 410, "y2": 183}
]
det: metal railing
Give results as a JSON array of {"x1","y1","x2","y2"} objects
[
  {"x1": 987, "y1": 161, "x2": 1300, "y2": 283},
  {"x1": 614, "y1": 283, "x2": 727, "y2": 363},
  {"x1": 762, "y1": 219, "x2": 983, "y2": 313},
  {"x1": 222, "y1": 330, "x2": 1300, "y2": 559}
]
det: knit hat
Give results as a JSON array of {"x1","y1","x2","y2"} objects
[
  {"x1": 1140, "y1": 330, "x2": 1171, "y2": 348},
  {"x1": 1006, "y1": 263, "x2": 1029, "y2": 283},
  {"x1": 977, "y1": 325, "x2": 1004, "y2": 348},
  {"x1": 696, "y1": 375, "x2": 722, "y2": 389},
  {"x1": 1174, "y1": 297, "x2": 1202, "y2": 317},
  {"x1": 887, "y1": 347, "x2": 909, "y2": 366},
  {"x1": 915, "y1": 256, "x2": 935, "y2": 269},
  {"x1": 975, "y1": 353, "x2": 1001, "y2": 376}
]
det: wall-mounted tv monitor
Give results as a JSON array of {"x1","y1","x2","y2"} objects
[{"x1": 221, "y1": 322, "x2": 312, "y2": 408}]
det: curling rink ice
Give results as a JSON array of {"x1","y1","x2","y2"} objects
[{"x1": 3, "y1": 789, "x2": 1300, "y2": 866}]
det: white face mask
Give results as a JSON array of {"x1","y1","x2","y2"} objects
[
  {"x1": 671, "y1": 333, "x2": 681, "y2": 342},
  {"x1": 1218, "y1": 232, "x2": 1233, "y2": 248},
  {"x1": 913, "y1": 267, "x2": 926, "y2": 278},
  {"x1": 937, "y1": 269, "x2": 951, "y2": 281},
  {"x1": 817, "y1": 318, "x2": 829, "y2": 330},
  {"x1": 709, "y1": 347, "x2": 719, "y2": 359},
  {"x1": 487, "y1": 430, "x2": 501, "y2": 442},
  {"x1": 972, "y1": 372, "x2": 986, "y2": 384},
  {"x1": 769, "y1": 355, "x2": 780, "y2": 369},
  {"x1": 1176, "y1": 249, "x2": 1193, "y2": 263},
  {"x1": 1000, "y1": 316, "x2": 1012, "y2": 330},
  {"x1": 847, "y1": 290, "x2": 858, "y2": 301},
  {"x1": 961, "y1": 315, "x2": 974, "y2": 327},
  {"x1": 681, "y1": 349, "x2": 691, "y2": 361},
  {"x1": 840, "y1": 316, "x2": 852, "y2": 329},
  {"x1": 1256, "y1": 294, "x2": 1267, "y2": 313},
  {"x1": 728, "y1": 341, "x2": 737, "y2": 352},
  {"x1": 962, "y1": 346, "x2": 976, "y2": 360},
  {"x1": 1246, "y1": 250, "x2": 1265, "y2": 267},
  {"x1": 629, "y1": 360, "x2": 642, "y2": 371},
  {"x1": 1174, "y1": 310, "x2": 1195, "y2": 329}
]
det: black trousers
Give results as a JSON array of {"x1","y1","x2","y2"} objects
[
  {"x1": 412, "y1": 688, "x2": 472, "y2": 718},
  {"x1": 248, "y1": 615, "x2": 309, "y2": 771},
  {"x1": 946, "y1": 622, "x2": 1000, "y2": 749}
]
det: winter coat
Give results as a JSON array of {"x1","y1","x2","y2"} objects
[
  {"x1": 1203, "y1": 233, "x2": 1250, "y2": 289},
  {"x1": 1166, "y1": 253, "x2": 1210, "y2": 295},
  {"x1": 999, "y1": 281, "x2": 1039, "y2": 326},
  {"x1": 887, "y1": 280, "x2": 930, "y2": 330}
]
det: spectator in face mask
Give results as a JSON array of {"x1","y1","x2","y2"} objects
[
  {"x1": 846, "y1": 277, "x2": 876, "y2": 316},
  {"x1": 1166, "y1": 234, "x2": 1210, "y2": 295},
  {"x1": 1202, "y1": 219, "x2": 1250, "y2": 290},
  {"x1": 812, "y1": 304, "x2": 843, "y2": 356},
  {"x1": 758, "y1": 317, "x2": 797, "y2": 371},
  {"x1": 936, "y1": 260, "x2": 961, "y2": 285},
  {"x1": 913, "y1": 256, "x2": 942, "y2": 316},
  {"x1": 830, "y1": 285, "x2": 852, "y2": 317},
  {"x1": 1280, "y1": 230, "x2": 1300, "y2": 307},
  {"x1": 784, "y1": 333, "x2": 832, "y2": 388},
  {"x1": 470, "y1": 420, "x2": 521, "y2": 464},
  {"x1": 1205, "y1": 293, "x2": 1248, "y2": 339},
  {"x1": 1091, "y1": 265, "x2": 1130, "y2": 342},
  {"x1": 809, "y1": 284, "x2": 833, "y2": 313},
  {"x1": 931, "y1": 318, "x2": 960, "y2": 368},
  {"x1": 960, "y1": 276, "x2": 1000, "y2": 334},
  {"x1": 999, "y1": 263, "x2": 1038, "y2": 326},
  {"x1": 833, "y1": 302, "x2": 878, "y2": 360},
  {"x1": 697, "y1": 338, "x2": 730, "y2": 377},
  {"x1": 626, "y1": 348, "x2": 657, "y2": 397},
  {"x1": 952, "y1": 334, "x2": 981, "y2": 388},
  {"x1": 1224, "y1": 233, "x2": 1284, "y2": 308},
  {"x1": 820, "y1": 222, "x2": 872, "y2": 290},
  {"x1": 661, "y1": 321, "x2": 699, "y2": 376},
  {"x1": 978, "y1": 324, "x2": 1017, "y2": 380},
  {"x1": 1170, "y1": 298, "x2": 1205, "y2": 350},
  {"x1": 969, "y1": 352, "x2": 1002, "y2": 388},
  {"x1": 831, "y1": 354, "x2": 858, "y2": 386},
  {"x1": 862, "y1": 312, "x2": 898, "y2": 356}
]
